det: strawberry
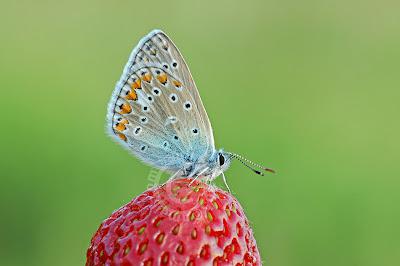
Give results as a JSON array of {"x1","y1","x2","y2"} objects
[{"x1": 86, "y1": 178, "x2": 262, "y2": 266}]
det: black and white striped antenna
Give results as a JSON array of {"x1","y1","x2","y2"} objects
[{"x1": 228, "y1": 152, "x2": 275, "y2": 176}]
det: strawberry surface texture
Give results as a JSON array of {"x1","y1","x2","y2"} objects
[{"x1": 86, "y1": 178, "x2": 262, "y2": 266}]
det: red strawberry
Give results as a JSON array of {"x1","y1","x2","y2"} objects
[{"x1": 86, "y1": 178, "x2": 262, "y2": 266}]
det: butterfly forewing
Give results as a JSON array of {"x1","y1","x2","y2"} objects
[{"x1": 107, "y1": 30, "x2": 215, "y2": 172}]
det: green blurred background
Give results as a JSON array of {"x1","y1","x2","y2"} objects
[{"x1": 1, "y1": 0, "x2": 399, "y2": 265}]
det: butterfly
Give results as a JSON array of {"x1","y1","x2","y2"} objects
[{"x1": 107, "y1": 29, "x2": 274, "y2": 191}]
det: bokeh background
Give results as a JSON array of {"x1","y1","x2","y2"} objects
[{"x1": 1, "y1": 0, "x2": 399, "y2": 265}]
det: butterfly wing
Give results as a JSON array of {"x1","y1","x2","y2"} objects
[{"x1": 107, "y1": 30, "x2": 215, "y2": 172}]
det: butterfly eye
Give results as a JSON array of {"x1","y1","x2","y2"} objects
[{"x1": 218, "y1": 153, "x2": 225, "y2": 166}]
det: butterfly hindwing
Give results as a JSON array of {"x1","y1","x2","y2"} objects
[{"x1": 107, "y1": 30, "x2": 215, "y2": 172}]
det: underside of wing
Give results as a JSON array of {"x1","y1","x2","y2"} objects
[{"x1": 107, "y1": 30, "x2": 215, "y2": 171}]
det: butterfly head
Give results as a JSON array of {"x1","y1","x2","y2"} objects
[{"x1": 200, "y1": 149, "x2": 231, "y2": 180}]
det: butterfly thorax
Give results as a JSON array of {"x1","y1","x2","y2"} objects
[{"x1": 180, "y1": 149, "x2": 231, "y2": 181}]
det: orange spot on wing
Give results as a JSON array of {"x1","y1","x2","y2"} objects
[
  {"x1": 119, "y1": 103, "x2": 132, "y2": 114},
  {"x1": 117, "y1": 133, "x2": 127, "y2": 142},
  {"x1": 142, "y1": 73, "x2": 152, "y2": 83},
  {"x1": 115, "y1": 119, "x2": 128, "y2": 131},
  {"x1": 157, "y1": 73, "x2": 168, "y2": 85},
  {"x1": 173, "y1": 80, "x2": 182, "y2": 88},
  {"x1": 115, "y1": 123, "x2": 125, "y2": 131},
  {"x1": 125, "y1": 89, "x2": 138, "y2": 101},
  {"x1": 131, "y1": 79, "x2": 142, "y2": 90}
]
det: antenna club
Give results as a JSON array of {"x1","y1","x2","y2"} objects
[
  {"x1": 265, "y1": 168, "x2": 276, "y2": 174},
  {"x1": 254, "y1": 170, "x2": 265, "y2": 176}
]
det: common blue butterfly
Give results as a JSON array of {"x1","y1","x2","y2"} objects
[{"x1": 107, "y1": 30, "x2": 274, "y2": 191}]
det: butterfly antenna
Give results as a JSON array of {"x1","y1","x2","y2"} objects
[
  {"x1": 228, "y1": 153, "x2": 264, "y2": 176},
  {"x1": 228, "y1": 152, "x2": 275, "y2": 174}
]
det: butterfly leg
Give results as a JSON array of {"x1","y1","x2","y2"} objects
[
  {"x1": 188, "y1": 167, "x2": 209, "y2": 187},
  {"x1": 167, "y1": 169, "x2": 182, "y2": 182},
  {"x1": 221, "y1": 172, "x2": 232, "y2": 193}
]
